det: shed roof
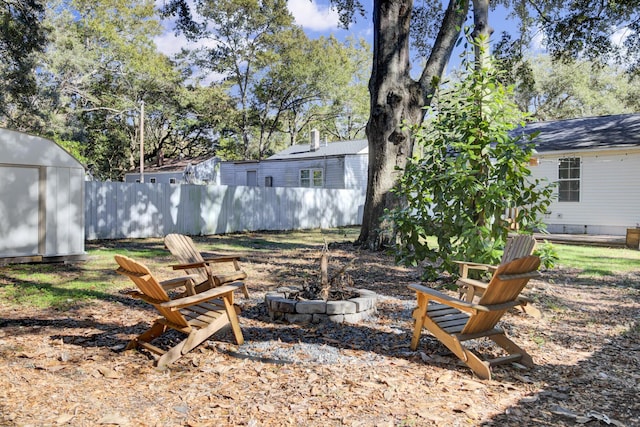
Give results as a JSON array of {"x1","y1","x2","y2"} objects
[
  {"x1": 0, "y1": 128, "x2": 84, "y2": 169},
  {"x1": 512, "y1": 113, "x2": 640, "y2": 153},
  {"x1": 267, "y1": 139, "x2": 368, "y2": 160}
]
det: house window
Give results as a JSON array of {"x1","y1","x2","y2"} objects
[
  {"x1": 169, "y1": 178, "x2": 176, "y2": 184},
  {"x1": 558, "y1": 157, "x2": 580, "y2": 202},
  {"x1": 149, "y1": 177, "x2": 157, "y2": 183},
  {"x1": 300, "y1": 169, "x2": 323, "y2": 187}
]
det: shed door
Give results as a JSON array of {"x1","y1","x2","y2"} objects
[{"x1": 0, "y1": 166, "x2": 40, "y2": 257}]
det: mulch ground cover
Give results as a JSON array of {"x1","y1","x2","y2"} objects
[{"x1": 1, "y1": 234, "x2": 638, "y2": 426}]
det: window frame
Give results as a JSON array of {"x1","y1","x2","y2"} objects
[
  {"x1": 557, "y1": 157, "x2": 581, "y2": 202},
  {"x1": 299, "y1": 168, "x2": 324, "y2": 188}
]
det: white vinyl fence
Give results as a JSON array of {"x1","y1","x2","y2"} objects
[{"x1": 85, "y1": 182, "x2": 365, "y2": 240}]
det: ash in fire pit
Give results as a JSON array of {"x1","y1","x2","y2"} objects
[{"x1": 264, "y1": 245, "x2": 378, "y2": 324}]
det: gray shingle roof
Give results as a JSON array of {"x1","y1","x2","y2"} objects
[
  {"x1": 267, "y1": 139, "x2": 368, "y2": 160},
  {"x1": 512, "y1": 113, "x2": 640, "y2": 153}
]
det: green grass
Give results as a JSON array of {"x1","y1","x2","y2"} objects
[
  {"x1": 1, "y1": 227, "x2": 638, "y2": 310},
  {"x1": 552, "y1": 243, "x2": 640, "y2": 276},
  {"x1": 0, "y1": 245, "x2": 169, "y2": 310}
]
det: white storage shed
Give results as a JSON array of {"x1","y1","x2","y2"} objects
[{"x1": 0, "y1": 128, "x2": 86, "y2": 264}]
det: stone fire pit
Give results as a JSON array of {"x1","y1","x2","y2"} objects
[{"x1": 265, "y1": 287, "x2": 378, "y2": 324}]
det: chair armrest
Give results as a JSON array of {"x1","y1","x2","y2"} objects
[
  {"x1": 408, "y1": 284, "x2": 477, "y2": 311},
  {"x1": 457, "y1": 277, "x2": 489, "y2": 292},
  {"x1": 171, "y1": 261, "x2": 207, "y2": 270},
  {"x1": 159, "y1": 275, "x2": 198, "y2": 290},
  {"x1": 159, "y1": 275, "x2": 198, "y2": 295},
  {"x1": 453, "y1": 260, "x2": 497, "y2": 278},
  {"x1": 202, "y1": 255, "x2": 243, "y2": 263},
  {"x1": 214, "y1": 271, "x2": 248, "y2": 284},
  {"x1": 408, "y1": 283, "x2": 523, "y2": 313},
  {"x1": 160, "y1": 283, "x2": 241, "y2": 310}
]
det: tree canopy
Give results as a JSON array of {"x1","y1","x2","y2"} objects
[{"x1": 0, "y1": 0, "x2": 369, "y2": 179}]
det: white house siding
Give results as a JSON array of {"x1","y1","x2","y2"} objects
[
  {"x1": 529, "y1": 148, "x2": 640, "y2": 235},
  {"x1": 220, "y1": 158, "x2": 348, "y2": 189},
  {"x1": 344, "y1": 154, "x2": 368, "y2": 190},
  {"x1": 0, "y1": 129, "x2": 85, "y2": 261}
]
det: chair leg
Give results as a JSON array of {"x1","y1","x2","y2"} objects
[
  {"x1": 157, "y1": 315, "x2": 230, "y2": 367},
  {"x1": 490, "y1": 334, "x2": 534, "y2": 367},
  {"x1": 222, "y1": 294, "x2": 244, "y2": 345},
  {"x1": 240, "y1": 283, "x2": 249, "y2": 299},
  {"x1": 410, "y1": 294, "x2": 428, "y2": 350},
  {"x1": 461, "y1": 349, "x2": 493, "y2": 380},
  {"x1": 126, "y1": 322, "x2": 167, "y2": 350}
]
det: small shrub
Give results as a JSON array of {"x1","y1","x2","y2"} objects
[{"x1": 534, "y1": 239, "x2": 559, "y2": 270}]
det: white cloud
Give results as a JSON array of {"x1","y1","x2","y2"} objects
[
  {"x1": 154, "y1": 31, "x2": 193, "y2": 57},
  {"x1": 287, "y1": 0, "x2": 340, "y2": 31},
  {"x1": 530, "y1": 27, "x2": 546, "y2": 53},
  {"x1": 611, "y1": 26, "x2": 630, "y2": 47}
]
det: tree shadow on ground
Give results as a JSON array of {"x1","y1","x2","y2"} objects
[{"x1": 481, "y1": 318, "x2": 640, "y2": 426}]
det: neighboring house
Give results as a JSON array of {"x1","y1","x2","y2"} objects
[
  {"x1": 0, "y1": 128, "x2": 85, "y2": 264},
  {"x1": 124, "y1": 156, "x2": 221, "y2": 184},
  {"x1": 219, "y1": 138, "x2": 369, "y2": 190},
  {"x1": 515, "y1": 113, "x2": 640, "y2": 236}
]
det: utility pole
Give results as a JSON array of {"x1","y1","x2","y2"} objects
[{"x1": 139, "y1": 100, "x2": 144, "y2": 183}]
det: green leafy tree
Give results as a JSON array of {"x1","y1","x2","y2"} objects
[
  {"x1": 387, "y1": 38, "x2": 554, "y2": 280},
  {"x1": 315, "y1": 37, "x2": 370, "y2": 142},
  {"x1": 252, "y1": 31, "x2": 366, "y2": 157},
  {"x1": 500, "y1": 54, "x2": 640, "y2": 120},
  {"x1": 266, "y1": 34, "x2": 370, "y2": 151},
  {"x1": 31, "y1": 0, "x2": 233, "y2": 180},
  {"x1": 35, "y1": 0, "x2": 175, "y2": 178},
  {"x1": 165, "y1": 0, "x2": 295, "y2": 159},
  {"x1": 0, "y1": 0, "x2": 48, "y2": 129}
]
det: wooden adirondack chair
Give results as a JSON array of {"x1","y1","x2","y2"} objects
[
  {"x1": 409, "y1": 255, "x2": 541, "y2": 380},
  {"x1": 115, "y1": 254, "x2": 244, "y2": 368},
  {"x1": 455, "y1": 234, "x2": 536, "y2": 302},
  {"x1": 164, "y1": 233, "x2": 249, "y2": 300}
]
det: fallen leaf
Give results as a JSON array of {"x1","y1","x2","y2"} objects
[
  {"x1": 550, "y1": 405, "x2": 577, "y2": 419},
  {"x1": 97, "y1": 413, "x2": 129, "y2": 425},
  {"x1": 55, "y1": 414, "x2": 75, "y2": 424},
  {"x1": 258, "y1": 404, "x2": 277, "y2": 413},
  {"x1": 97, "y1": 366, "x2": 122, "y2": 379}
]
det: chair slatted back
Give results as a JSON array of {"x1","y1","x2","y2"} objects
[
  {"x1": 462, "y1": 255, "x2": 540, "y2": 335},
  {"x1": 164, "y1": 233, "x2": 210, "y2": 285},
  {"x1": 501, "y1": 235, "x2": 536, "y2": 264},
  {"x1": 114, "y1": 254, "x2": 189, "y2": 328}
]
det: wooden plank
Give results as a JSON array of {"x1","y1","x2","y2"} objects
[{"x1": 488, "y1": 354, "x2": 522, "y2": 366}]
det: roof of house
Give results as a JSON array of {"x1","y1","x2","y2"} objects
[
  {"x1": 125, "y1": 155, "x2": 214, "y2": 175},
  {"x1": 513, "y1": 113, "x2": 640, "y2": 153},
  {"x1": 267, "y1": 139, "x2": 368, "y2": 160}
]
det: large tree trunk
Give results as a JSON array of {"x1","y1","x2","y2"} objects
[{"x1": 356, "y1": 0, "x2": 469, "y2": 249}]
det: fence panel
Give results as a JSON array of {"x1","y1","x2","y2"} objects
[{"x1": 85, "y1": 182, "x2": 365, "y2": 240}]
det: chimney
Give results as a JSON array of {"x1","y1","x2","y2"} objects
[{"x1": 310, "y1": 129, "x2": 320, "y2": 151}]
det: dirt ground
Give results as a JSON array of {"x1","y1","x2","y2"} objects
[{"x1": 1, "y1": 236, "x2": 639, "y2": 426}]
